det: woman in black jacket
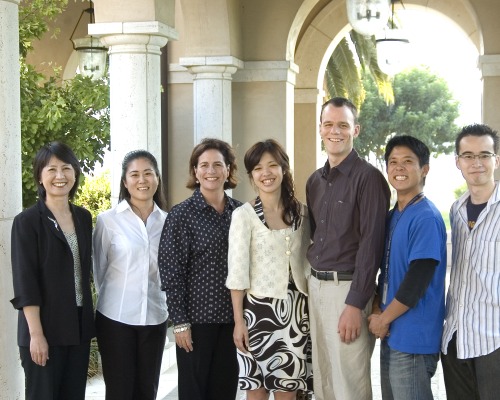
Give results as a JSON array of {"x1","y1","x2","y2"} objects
[{"x1": 10, "y1": 142, "x2": 95, "y2": 400}]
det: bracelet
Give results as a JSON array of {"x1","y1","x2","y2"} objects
[{"x1": 173, "y1": 323, "x2": 191, "y2": 334}]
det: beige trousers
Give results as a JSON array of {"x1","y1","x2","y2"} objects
[{"x1": 308, "y1": 276, "x2": 375, "y2": 400}]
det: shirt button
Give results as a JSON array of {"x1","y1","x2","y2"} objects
[
  {"x1": 321, "y1": 220, "x2": 324, "y2": 223},
  {"x1": 329, "y1": 183, "x2": 332, "y2": 187},
  {"x1": 285, "y1": 236, "x2": 290, "y2": 241},
  {"x1": 320, "y1": 238, "x2": 323, "y2": 242},
  {"x1": 286, "y1": 250, "x2": 291, "y2": 255}
]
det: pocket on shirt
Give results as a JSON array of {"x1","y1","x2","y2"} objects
[{"x1": 483, "y1": 240, "x2": 500, "y2": 271}]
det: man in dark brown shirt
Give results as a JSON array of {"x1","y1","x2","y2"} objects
[{"x1": 306, "y1": 97, "x2": 390, "y2": 400}]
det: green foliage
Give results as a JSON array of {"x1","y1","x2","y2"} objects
[
  {"x1": 356, "y1": 67, "x2": 459, "y2": 164},
  {"x1": 73, "y1": 169, "x2": 111, "y2": 225},
  {"x1": 326, "y1": 38, "x2": 365, "y2": 108},
  {"x1": 19, "y1": 0, "x2": 68, "y2": 57},
  {"x1": 73, "y1": 170, "x2": 111, "y2": 378},
  {"x1": 454, "y1": 182, "x2": 468, "y2": 200},
  {"x1": 325, "y1": 31, "x2": 394, "y2": 109},
  {"x1": 19, "y1": 0, "x2": 110, "y2": 208},
  {"x1": 441, "y1": 211, "x2": 450, "y2": 231}
]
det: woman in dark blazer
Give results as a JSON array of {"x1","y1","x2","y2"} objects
[{"x1": 10, "y1": 142, "x2": 95, "y2": 400}]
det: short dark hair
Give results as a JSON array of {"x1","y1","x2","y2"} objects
[
  {"x1": 384, "y1": 135, "x2": 430, "y2": 168},
  {"x1": 244, "y1": 139, "x2": 301, "y2": 227},
  {"x1": 320, "y1": 97, "x2": 358, "y2": 123},
  {"x1": 455, "y1": 123, "x2": 499, "y2": 154},
  {"x1": 119, "y1": 150, "x2": 167, "y2": 210},
  {"x1": 33, "y1": 141, "x2": 81, "y2": 200},
  {"x1": 186, "y1": 138, "x2": 238, "y2": 190}
]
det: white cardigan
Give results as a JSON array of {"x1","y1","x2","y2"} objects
[{"x1": 226, "y1": 202, "x2": 311, "y2": 299}]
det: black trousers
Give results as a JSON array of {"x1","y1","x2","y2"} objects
[
  {"x1": 442, "y1": 333, "x2": 500, "y2": 400},
  {"x1": 176, "y1": 323, "x2": 238, "y2": 400},
  {"x1": 95, "y1": 311, "x2": 167, "y2": 400},
  {"x1": 20, "y1": 341, "x2": 90, "y2": 400}
]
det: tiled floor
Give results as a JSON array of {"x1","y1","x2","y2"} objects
[
  {"x1": 85, "y1": 337, "x2": 447, "y2": 400},
  {"x1": 86, "y1": 267, "x2": 451, "y2": 399}
]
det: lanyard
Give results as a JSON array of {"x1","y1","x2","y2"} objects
[{"x1": 381, "y1": 192, "x2": 425, "y2": 305}]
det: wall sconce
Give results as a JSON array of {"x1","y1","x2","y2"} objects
[
  {"x1": 69, "y1": 1, "x2": 107, "y2": 79},
  {"x1": 346, "y1": 0, "x2": 391, "y2": 37}
]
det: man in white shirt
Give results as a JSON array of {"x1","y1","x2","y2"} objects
[{"x1": 441, "y1": 124, "x2": 500, "y2": 400}]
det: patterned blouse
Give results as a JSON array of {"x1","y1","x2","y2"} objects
[
  {"x1": 158, "y1": 189, "x2": 242, "y2": 325},
  {"x1": 63, "y1": 230, "x2": 83, "y2": 306}
]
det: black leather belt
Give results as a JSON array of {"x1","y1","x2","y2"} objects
[{"x1": 311, "y1": 269, "x2": 354, "y2": 281}]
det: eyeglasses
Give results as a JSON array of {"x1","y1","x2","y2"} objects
[{"x1": 457, "y1": 152, "x2": 497, "y2": 162}]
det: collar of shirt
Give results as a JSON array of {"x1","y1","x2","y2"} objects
[
  {"x1": 115, "y1": 198, "x2": 164, "y2": 219},
  {"x1": 190, "y1": 188, "x2": 239, "y2": 213},
  {"x1": 321, "y1": 149, "x2": 358, "y2": 179},
  {"x1": 456, "y1": 180, "x2": 500, "y2": 213}
]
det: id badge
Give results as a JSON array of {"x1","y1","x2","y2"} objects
[{"x1": 382, "y1": 282, "x2": 388, "y2": 305}]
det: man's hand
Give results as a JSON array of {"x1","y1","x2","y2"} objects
[
  {"x1": 338, "y1": 304, "x2": 362, "y2": 343},
  {"x1": 368, "y1": 313, "x2": 390, "y2": 339}
]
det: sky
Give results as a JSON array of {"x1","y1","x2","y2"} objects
[{"x1": 379, "y1": 7, "x2": 481, "y2": 211}]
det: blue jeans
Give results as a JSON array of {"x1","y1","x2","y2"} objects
[{"x1": 380, "y1": 340, "x2": 438, "y2": 400}]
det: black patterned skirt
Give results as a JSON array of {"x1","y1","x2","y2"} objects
[{"x1": 238, "y1": 281, "x2": 313, "y2": 393}]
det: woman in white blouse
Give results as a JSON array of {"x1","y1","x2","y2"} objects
[
  {"x1": 93, "y1": 150, "x2": 168, "y2": 400},
  {"x1": 226, "y1": 139, "x2": 313, "y2": 400}
]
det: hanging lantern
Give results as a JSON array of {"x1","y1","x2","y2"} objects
[
  {"x1": 346, "y1": 0, "x2": 391, "y2": 36},
  {"x1": 375, "y1": 1, "x2": 411, "y2": 76},
  {"x1": 376, "y1": 28, "x2": 410, "y2": 76},
  {"x1": 69, "y1": 1, "x2": 107, "y2": 79}
]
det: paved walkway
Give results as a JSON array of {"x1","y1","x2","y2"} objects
[{"x1": 85, "y1": 334, "x2": 447, "y2": 400}]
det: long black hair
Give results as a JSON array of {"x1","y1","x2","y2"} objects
[
  {"x1": 119, "y1": 150, "x2": 167, "y2": 210},
  {"x1": 244, "y1": 139, "x2": 301, "y2": 227}
]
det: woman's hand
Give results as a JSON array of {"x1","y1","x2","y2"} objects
[
  {"x1": 175, "y1": 329, "x2": 193, "y2": 353},
  {"x1": 30, "y1": 333, "x2": 49, "y2": 366},
  {"x1": 233, "y1": 320, "x2": 249, "y2": 353}
]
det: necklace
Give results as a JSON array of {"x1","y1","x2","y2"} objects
[{"x1": 381, "y1": 192, "x2": 425, "y2": 305}]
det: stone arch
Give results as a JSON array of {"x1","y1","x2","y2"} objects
[{"x1": 288, "y1": 0, "x2": 483, "y2": 197}]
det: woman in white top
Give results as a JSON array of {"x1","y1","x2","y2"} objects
[
  {"x1": 93, "y1": 150, "x2": 168, "y2": 400},
  {"x1": 226, "y1": 139, "x2": 313, "y2": 400}
]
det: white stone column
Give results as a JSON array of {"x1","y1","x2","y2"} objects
[
  {"x1": 89, "y1": 21, "x2": 177, "y2": 204},
  {"x1": 0, "y1": 0, "x2": 24, "y2": 397},
  {"x1": 180, "y1": 56, "x2": 243, "y2": 144},
  {"x1": 478, "y1": 54, "x2": 500, "y2": 180}
]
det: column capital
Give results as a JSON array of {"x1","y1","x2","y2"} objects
[
  {"x1": 179, "y1": 56, "x2": 243, "y2": 81},
  {"x1": 233, "y1": 61, "x2": 299, "y2": 85},
  {"x1": 89, "y1": 21, "x2": 178, "y2": 53},
  {"x1": 180, "y1": 56, "x2": 244, "y2": 70},
  {"x1": 478, "y1": 54, "x2": 500, "y2": 77},
  {"x1": 98, "y1": 34, "x2": 169, "y2": 56}
]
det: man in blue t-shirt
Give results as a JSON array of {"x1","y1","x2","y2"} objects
[{"x1": 368, "y1": 135, "x2": 447, "y2": 400}]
